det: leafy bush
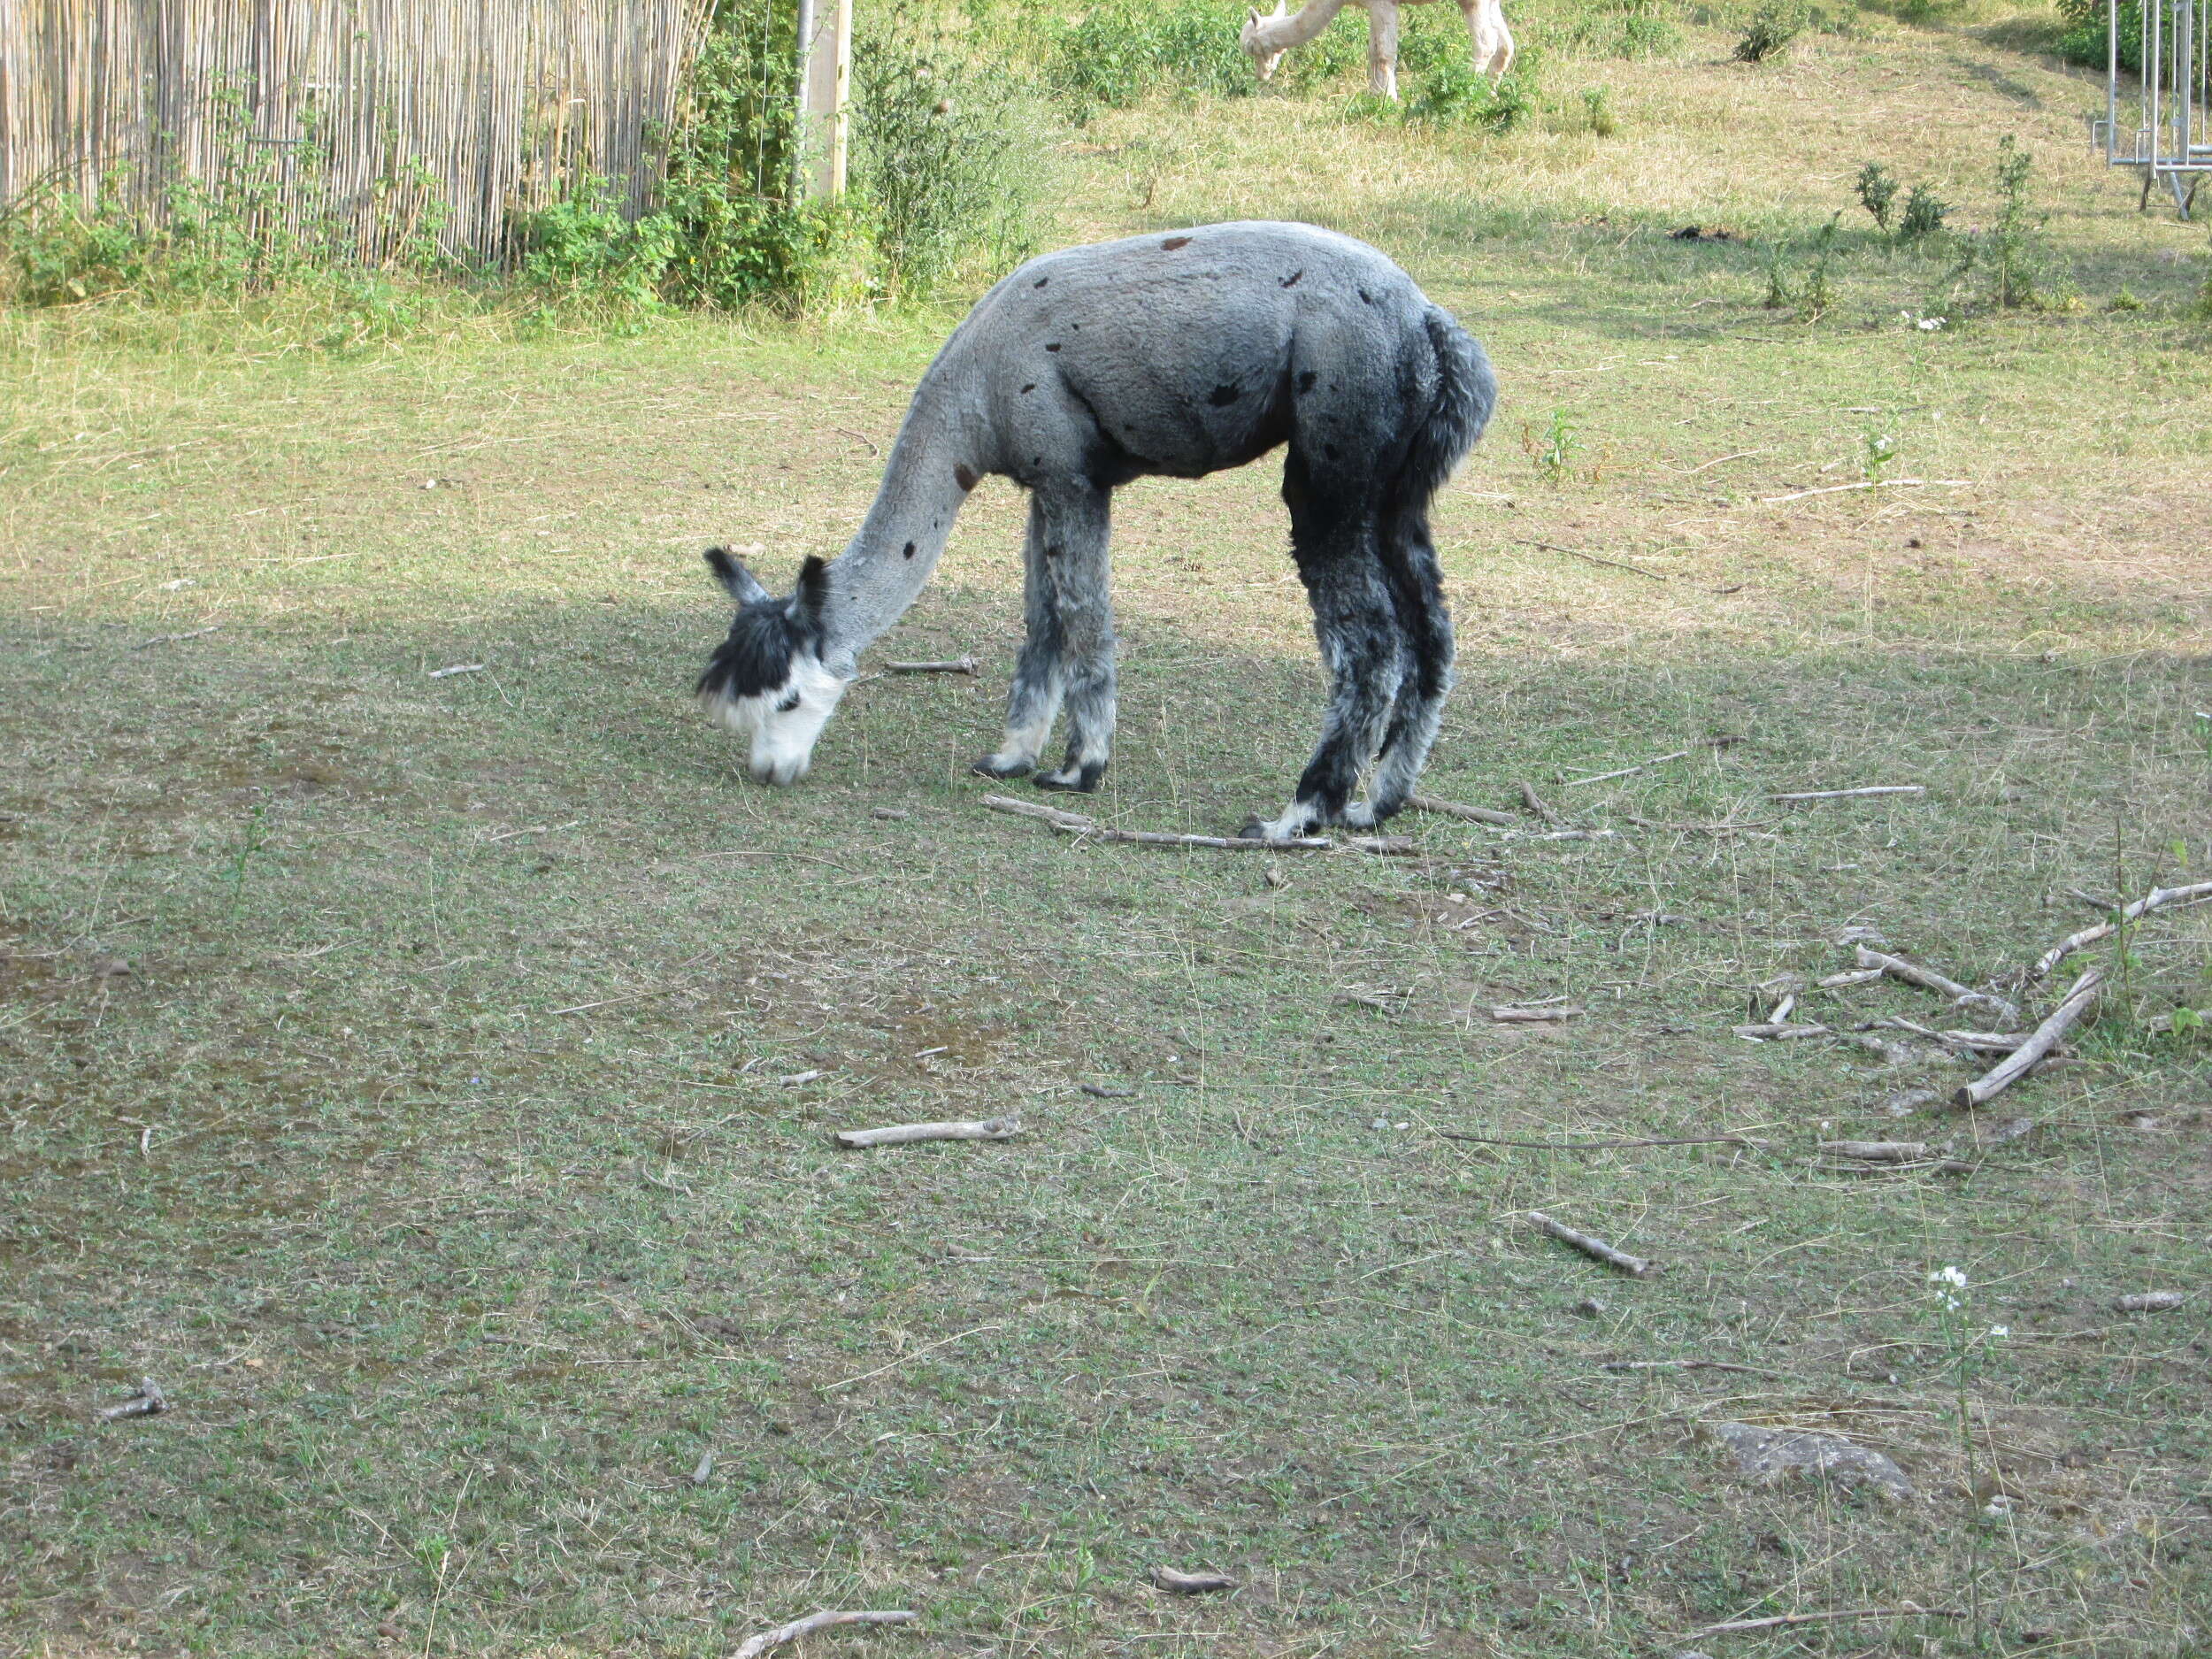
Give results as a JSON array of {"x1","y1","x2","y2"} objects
[
  {"x1": 1734, "y1": 0, "x2": 1809, "y2": 62},
  {"x1": 2055, "y1": 0, "x2": 2142, "y2": 73},
  {"x1": 515, "y1": 179, "x2": 678, "y2": 309},
  {"x1": 1955, "y1": 136, "x2": 2072, "y2": 310},
  {"x1": 852, "y1": 26, "x2": 1048, "y2": 296},
  {"x1": 1047, "y1": 0, "x2": 1252, "y2": 118},
  {"x1": 1855, "y1": 161, "x2": 1897, "y2": 230},
  {"x1": 1, "y1": 184, "x2": 150, "y2": 304},
  {"x1": 1583, "y1": 86, "x2": 1617, "y2": 135},
  {"x1": 1617, "y1": 13, "x2": 1682, "y2": 57},
  {"x1": 1899, "y1": 181, "x2": 1948, "y2": 240},
  {"x1": 1398, "y1": 55, "x2": 1540, "y2": 132}
]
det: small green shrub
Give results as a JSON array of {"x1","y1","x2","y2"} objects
[
  {"x1": 516, "y1": 180, "x2": 676, "y2": 309},
  {"x1": 1617, "y1": 13, "x2": 1682, "y2": 57},
  {"x1": 1734, "y1": 0, "x2": 1809, "y2": 62},
  {"x1": 1898, "y1": 181, "x2": 1948, "y2": 241},
  {"x1": 1958, "y1": 136, "x2": 2070, "y2": 310},
  {"x1": 1, "y1": 183, "x2": 150, "y2": 304},
  {"x1": 1400, "y1": 60, "x2": 1538, "y2": 132},
  {"x1": 853, "y1": 26, "x2": 1048, "y2": 296},
  {"x1": 1527, "y1": 409, "x2": 1580, "y2": 484},
  {"x1": 1855, "y1": 161, "x2": 1897, "y2": 230},
  {"x1": 1047, "y1": 0, "x2": 1252, "y2": 118},
  {"x1": 1583, "y1": 86, "x2": 1617, "y2": 136},
  {"x1": 1762, "y1": 215, "x2": 1840, "y2": 319}
]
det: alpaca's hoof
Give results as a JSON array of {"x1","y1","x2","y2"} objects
[
  {"x1": 1035, "y1": 763, "x2": 1104, "y2": 794},
  {"x1": 972, "y1": 756, "x2": 1034, "y2": 780},
  {"x1": 1236, "y1": 818, "x2": 1270, "y2": 841}
]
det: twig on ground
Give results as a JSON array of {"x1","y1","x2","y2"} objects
[
  {"x1": 1760, "y1": 477, "x2": 1969, "y2": 503},
  {"x1": 871, "y1": 807, "x2": 910, "y2": 821},
  {"x1": 1855, "y1": 945, "x2": 2020, "y2": 1026},
  {"x1": 1525, "y1": 1211, "x2": 1655, "y2": 1277},
  {"x1": 132, "y1": 625, "x2": 221, "y2": 649},
  {"x1": 834, "y1": 1117, "x2": 1019, "y2": 1149},
  {"x1": 1491, "y1": 1003, "x2": 1586, "y2": 1023},
  {"x1": 1817, "y1": 967, "x2": 1886, "y2": 989},
  {"x1": 981, "y1": 794, "x2": 1334, "y2": 851},
  {"x1": 884, "y1": 657, "x2": 978, "y2": 675},
  {"x1": 730, "y1": 1610, "x2": 918, "y2": 1659},
  {"x1": 1516, "y1": 537, "x2": 1669, "y2": 580},
  {"x1": 691, "y1": 1450, "x2": 716, "y2": 1486},
  {"x1": 2115, "y1": 1291, "x2": 2185, "y2": 1313},
  {"x1": 1818, "y1": 1141, "x2": 1927, "y2": 1163},
  {"x1": 1603, "y1": 1358, "x2": 1778, "y2": 1377},
  {"x1": 1560, "y1": 736, "x2": 1742, "y2": 789},
  {"x1": 1694, "y1": 1606, "x2": 1963, "y2": 1637},
  {"x1": 1768, "y1": 784, "x2": 1925, "y2": 802},
  {"x1": 1517, "y1": 781, "x2": 1565, "y2": 826},
  {"x1": 2065, "y1": 885, "x2": 2121, "y2": 912},
  {"x1": 97, "y1": 1378, "x2": 168, "y2": 1420},
  {"x1": 1955, "y1": 967, "x2": 2102, "y2": 1109},
  {"x1": 1734, "y1": 1021, "x2": 1830, "y2": 1040},
  {"x1": 2028, "y1": 880, "x2": 2212, "y2": 981},
  {"x1": 1150, "y1": 1566, "x2": 1237, "y2": 1594},
  {"x1": 1408, "y1": 792, "x2": 1517, "y2": 826},
  {"x1": 1079, "y1": 1083, "x2": 1135, "y2": 1099},
  {"x1": 427, "y1": 662, "x2": 486, "y2": 679},
  {"x1": 1440, "y1": 1132, "x2": 1768, "y2": 1151}
]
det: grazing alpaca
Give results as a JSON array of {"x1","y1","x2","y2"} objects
[
  {"x1": 1240, "y1": 0, "x2": 1514, "y2": 99},
  {"x1": 696, "y1": 220, "x2": 1494, "y2": 840}
]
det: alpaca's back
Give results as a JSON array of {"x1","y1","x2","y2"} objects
[{"x1": 941, "y1": 221, "x2": 1470, "y2": 490}]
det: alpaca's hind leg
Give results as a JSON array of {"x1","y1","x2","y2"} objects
[
  {"x1": 1367, "y1": 0, "x2": 1402, "y2": 97},
  {"x1": 976, "y1": 496, "x2": 1068, "y2": 779},
  {"x1": 1032, "y1": 484, "x2": 1117, "y2": 793},
  {"x1": 1243, "y1": 461, "x2": 1405, "y2": 839},
  {"x1": 1355, "y1": 513, "x2": 1455, "y2": 826},
  {"x1": 1463, "y1": 0, "x2": 1514, "y2": 75}
]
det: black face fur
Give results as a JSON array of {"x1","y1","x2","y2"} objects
[{"x1": 695, "y1": 551, "x2": 832, "y2": 703}]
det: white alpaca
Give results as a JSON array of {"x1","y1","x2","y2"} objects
[{"x1": 1240, "y1": 0, "x2": 1514, "y2": 101}]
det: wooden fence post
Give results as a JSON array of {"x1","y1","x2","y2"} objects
[{"x1": 798, "y1": 0, "x2": 851, "y2": 200}]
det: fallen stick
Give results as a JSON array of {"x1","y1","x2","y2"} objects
[
  {"x1": 1769, "y1": 784, "x2": 1925, "y2": 803},
  {"x1": 1525, "y1": 1211, "x2": 1654, "y2": 1277},
  {"x1": 97, "y1": 1378, "x2": 168, "y2": 1420},
  {"x1": 834, "y1": 1117, "x2": 1019, "y2": 1149},
  {"x1": 1563, "y1": 749, "x2": 1690, "y2": 788},
  {"x1": 1079, "y1": 1082, "x2": 1135, "y2": 1099},
  {"x1": 980, "y1": 795, "x2": 1333, "y2": 851},
  {"x1": 1408, "y1": 792, "x2": 1517, "y2": 827},
  {"x1": 1954, "y1": 967, "x2": 2102, "y2": 1110},
  {"x1": 1440, "y1": 1132, "x2": 1769, "y2": 1151},
  {"x1": 691, "y1": 1450, "x2": 716, "y2": 1486},
  {"x1": 1855, "y1": 946, "x2": 2020, "y2": 1026},
  {"x1": 132, "y1": 625, "x2": 221, "y2": 649},
  {"x1": 1150, "y1": 1566, "x2": 1236, "y2": 1594},
  {"x1": 731, "y1": 1610, "x2": 918, "y2": 1659},
  {"x1": 1817, "y1": 1157, "x2": 1976, "y2": 1177},
  {"x1": 1516, "y1": 537, "x2": 1669, "y2": 581},
  {"x1": 427, "y1": 662, "x2": 486, "y2": 679},
  {"x1": 1817, "y1": 967, "x2": 1886, "y2": 989},
  {"x1": 1759, "y1": 476, "x2": 1969, "y2": 503},
  {"x1": 1817, "y1": 1141, "x2": 1927, "y2": 1164},
  {"x1": 1832, "y1": 1030, "x2": 1914, "y2": 1064},
  {"x1": 2115, "y1": 1291, "x2": 2185, "y2": 1313},
  {"x1": 1694, "y1": 1606, "x2": 1964, "y2": 1637},
  {"x1": 2028, "y1": 880, "x2": 2212, "y2": 981},
  {"x1": 1602, "y1": 1358, "x2": 1777, "y2": 1377},
  {"x1": 1491, "y1": 1003, "x2": 1586, "y2": 1023},
  {"x1": 1733, "y1": 1021, "x2": 1830, "y2": 1040},
  {"x1": 883, "y1": 657, "x2": 978, "y2": 675},
  {"x1": 1517, "y1": 781, "x2": 1566, "y2": 826}
]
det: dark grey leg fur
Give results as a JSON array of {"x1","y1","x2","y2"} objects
[
  {"x1": 1032, "y1": 484, "x2": 1115, "y2": 792},
  {"x1": 975, "y1": 496, "x2": 1066, "y2": 779},
  {"x1": 1357, "y1": 511, "x2": 1454, "y2": 825},
  {"x1": 977, "y1": 484, "x2": 1115, "y2": 790}
]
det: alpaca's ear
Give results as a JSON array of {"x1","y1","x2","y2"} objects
[
  {"x1": 704, "y1": 545, "x2": 771, "y2": 606},
  {"x1": 1246, "y1": 7, "x2": 1260, "y2": 22},
  {"x1": 792, "y1": 555, "x2": 833, "y2": 634},
  {"x1": 1271, "y1": 2, "x2": 1286, "y2": 17}
]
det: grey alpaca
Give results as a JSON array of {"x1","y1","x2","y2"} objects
[{"x1": 696, "y1": 219, "x2": 1494, "y2": 838}]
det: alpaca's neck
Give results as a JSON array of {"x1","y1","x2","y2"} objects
[
  {"x1": 1249, "y1": 0, "x2": 1361, "y2": 52},
  {"x1": 816, "y1": 385, "x2": 979, "y2": 673}
]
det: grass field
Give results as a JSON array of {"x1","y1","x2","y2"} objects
[{"x1": 4, "y1": 4, "x2": 2211, "y2": 1655}]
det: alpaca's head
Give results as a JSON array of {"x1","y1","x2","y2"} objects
[
  {"x1": 1240, "y1": 3, "x2": 1289, "y2": 79},
  {"x1": 695, "y1": 547, "x2": 850, "y2": 786}
]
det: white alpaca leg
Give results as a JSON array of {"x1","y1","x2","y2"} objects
[
  {"x1": 1464, "y1": 0, "x2": 1514, "y2": 75},
  {"x1": 1367, "y1": 0, "x2": 1401, "y2": 97}
]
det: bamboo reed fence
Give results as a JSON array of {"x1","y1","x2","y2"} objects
[{"x1": 0, "y1": 0, "x2": 716, "y2": 265}]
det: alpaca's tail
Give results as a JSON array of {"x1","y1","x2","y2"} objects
[{"x1": 1394, "y1": 307, "x2": 1494, "y2": 517}]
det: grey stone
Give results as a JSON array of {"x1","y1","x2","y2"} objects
[{"x1": 1700, "y1": 1420, "x2": 1913, "y2": 1501}]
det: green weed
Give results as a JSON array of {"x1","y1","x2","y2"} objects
[
  {"x1": 1583, "y1": 86, "x2": 1618, "y2": 135},
  {"x1": 1899, "y1": 180, "x2": 1949, "y2": 241},
  {"x1": 1855, "y1": 160, "x2": 1898, "y2": 230},
  {"x1": 1734, "y1": 0, "x2": 1809, "y2": 62}
]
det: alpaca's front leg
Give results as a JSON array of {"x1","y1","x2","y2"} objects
[
  {"x1": 976, "y1": 496, "x2": 1066, "y2": 778},
  {"x1": 1367, "y1": 0, "x2": 1402, "y2": 98},
  {"x1": 1030, "y1": 485, "x2": 1116, "y2": 794}
]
